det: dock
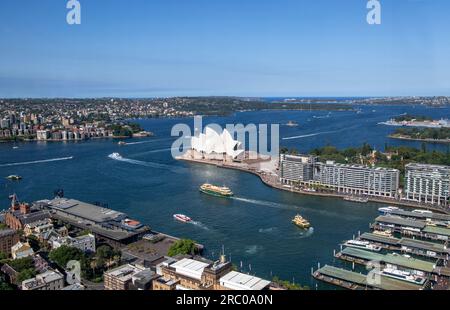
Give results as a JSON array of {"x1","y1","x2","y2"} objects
[
  {"x1": 336, "y1": 247, "x2": 441, "y2": 276},
  {"x1": 356, "y1": 233, "x2": 450, "y2": 259},
  {"x1": 372, "y1": 216, "x2": 450, "y2": 241},
  {"x1": 388, "y1": 209, "x2": 450, "y2": 222},
  {"x1": 313, "y1": 265, "x2": 423, "y2": 290}
]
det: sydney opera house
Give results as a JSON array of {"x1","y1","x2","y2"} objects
[{"x1": 188, "y1": 126, "x2": 245, "y2": 162}]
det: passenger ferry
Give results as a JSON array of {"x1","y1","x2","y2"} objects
[
  {"x1": 292, "y1": 215, "x2": 311, "y2": 229},
  {"x1": 378, "y1": 206, "x2": 401, "y2": 215},
  {"x1": 343, "y1": 196, "x2": 369, "y2": 203},
  {"x1": 380, "y1": 267, "x2": 426, "y2": 285},
  {"x1": 344, "y1": 240, "x2": 382, "y2": 252},
  {"x1": 173, "y1": 214, "x2": 192, "y2": 223},
  {"x1": 199, "y1": 183, "x2": 234, "y2": 198}
]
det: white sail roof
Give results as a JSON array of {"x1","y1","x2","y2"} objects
[{"x1": 190, "y1": 126, "x2": 243, "y2": 158}]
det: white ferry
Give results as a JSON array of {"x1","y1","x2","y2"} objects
[
  {"x1": 173, "y1": 214, "x2": 192, "y2": 223},
  {"x1": 108, "y1": 153, "x2": 123, "y2": 160},
  {"x1": 344, "y1": 240, "x2": 382, "y2": 252},
  {"x1": 381, "y1": 267, "x2": 426, "y2": 285},
  {"x1": 378, "y1": 206, "x2": 401, "y2": 215}
]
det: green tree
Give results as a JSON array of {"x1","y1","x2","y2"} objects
[
  {"x1": 167, "y1": 239, "x2": 197, "y2": 257},
  {"x1": 272, "y1": 276, "x2": 309, "y2": 290},
  {"x1": 0, "y1": 251, "x2": 8, "y2": 260},
  {"x1": 8, "y1": 257, "x2": 34, "y2": 272},
  {"x1": 17, "y1": 269, "x2": 37, "y2": 283},
  {"x1": 49, "y1": 245, "x2": 85, "y2": 268}
]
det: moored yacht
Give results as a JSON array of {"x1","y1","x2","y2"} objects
[{"x1": 344, "y1": 240, "x2": 382, "y2": 252}]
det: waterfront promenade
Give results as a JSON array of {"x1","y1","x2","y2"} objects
[{"x1": 177, "y1": 156, "x2": 450, "y2": 215}]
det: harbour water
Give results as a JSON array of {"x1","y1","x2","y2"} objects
[{"x1": 1, "y1": 104, "x2": 449, "y2": 289}]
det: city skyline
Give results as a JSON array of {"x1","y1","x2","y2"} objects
[{"x1": 1, "y1": 0, "x2": 450, "y2": 98}]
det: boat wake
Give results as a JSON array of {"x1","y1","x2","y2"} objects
[
  {"x1": 297, "y1": 227, "x2": 314, "y2": 239},
  {"x1": 108, "y1": 153, "x2": 183, "y2": 173},
  {"x1": 232, "y1": 197, "x2": 301, "y2": 211},
  {"x1": 190, "y1": 221, "x2": 210, "y2": 231},
  {"x1": 0, "y1": 156, "x2": 74, "y2": 167},
  {"x1": 282, "y1": 130, "x2": 338, "y2": 140},
  {"x1": 123, "y1": 138, "x2": 174, "y2": 146},
  {"x1": 244, "y1": 245, "x2": 263, "y2": 255},
  {"x1": 128, "y1": 147, "x2": 178, "y2": 157},
  {"x1": 258, "y1": 227, "x2": 278, "y2": 234}
]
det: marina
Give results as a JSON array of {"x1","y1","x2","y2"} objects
[{"x1": 312, "y1": 265, "x2": 424, "y2": 290}]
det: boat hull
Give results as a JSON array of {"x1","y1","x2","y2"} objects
[{"x1": 199, "y1": 188, "x2": 233, "y2": 198}]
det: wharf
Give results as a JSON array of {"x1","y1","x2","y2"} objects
[
  {"x1": 388, "y1": 209, "x2": 450, "y2": 222},
  {"x1": 177, "y1": 157, "x2": 450, "y2": 214},
  {"x1": 336, "y1": 247, "x2": 437, "y2": 274},
  {"x1": 313, "y1": 265, "x2": 423, "y2": 290},
  {"x1": 372, "y1": 216, "x2": 450, "y2": 241},
  {"x1": 357, "y1": 233, "x2": 449, "y2": 259}
]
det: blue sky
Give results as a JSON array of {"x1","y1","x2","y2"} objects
[{"x1": 0, "y1": 0, "x2": 449, "y2": 98}]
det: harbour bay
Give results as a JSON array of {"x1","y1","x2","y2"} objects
[{"x1": 1, "y1": 104, "x2": 449, "y2": 289}]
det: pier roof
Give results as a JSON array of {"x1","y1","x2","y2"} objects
[
  {"x1": 399, "y1": 238, "x2": 450, "y2": 254},
  {"x1": 359, "y1": 233, "x2": 400, "y2": 245},
  {"x1": 375, "y1": 216, "x2": 426, "y2": 229},
  {"x1": 389, "y1": 210, "x2": 450, "y2": 222},
  {"x1": 340, "y1": 247, "x2": 436, "y2": 273},
  {"x1": 317, "y1": 265, "x2": 422, "y2": 290},
  {"x1": 423, "y1": 226, "x2": 450, "y2": 237}
]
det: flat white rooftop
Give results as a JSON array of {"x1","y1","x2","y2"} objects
[
  {"x1": 220, "y1": 271, "x2": 270, "y2": 290},
  {"x1": 171, "y1": 258, "x2": 209, "y2": 280}
]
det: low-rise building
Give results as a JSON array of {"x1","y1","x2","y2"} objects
[
  {"x1": 21, "y1": 270, "x2": 65, "y2": 290},
  {"x1": 219, "y1": 271, "x2": 271, "y2": 290},
  {"x1": 153, "y1": 256, "x2": 233, "y2": 290},
  {"x1": 50, "y1": 233, "x2": 96, "y2": 253},
  {"x1": 104, "y1": 264, "x2": 153, "y2": 290},
  {"x1": 11, "y1": 241, "x2": 34, "y2": 259},
  {"x1": 0, "y1": 229, "x2": 19, "y2": 256},
  {"x1": 5, "y1": 199, "x2": 50, "y2": 231},
  {"x1": 24, "y1": 219, "x2": 54, "y2": 237}
]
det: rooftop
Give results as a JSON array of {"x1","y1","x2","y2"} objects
[
  {"x1": 45, "y1": 198, "x2": 125, "y2": 223},
  {"x1": 422, "y1": 225, "x2": 450, "y2": 237},
  {"x1": 406, "y1": 163, "x2": 450, "y2": 171},
  {"x1": 359, "y1": 232, "x2": 400, "y2": 245},
  {"x1": 105, "y1": 264, "x2": 147, "y2": 282},
  {"x1": 317, "y1": 265, "x2": 422, "y2": 290},
  {"x1": 388, "y1": 209, "x2": 450, "y2": 222},
  {"x1": 399, "y1": 238, "x2": 450, "y2": 254},
  {"x1": 37, "y1": 198, "x2": 149, "y2": 241},
  {"x1": 220, "y1": 271, "x2": 271, "y2": 290},
  {"x1": 171, "y1": 258, "x2": 210, "y2": 281},
  {"x1": 375, "y1": 216, "x2": 427, "y2": 229},
  {"x1": 0, "y1": 229, "x2": 16, "y2": 238},
  {"x1": 341, "y1": 247, "x2": 436, "y2": 273}
]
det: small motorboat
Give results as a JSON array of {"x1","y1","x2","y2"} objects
[{"x1": 173, "y1": 214, "x2": 192, "y2": 223}]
